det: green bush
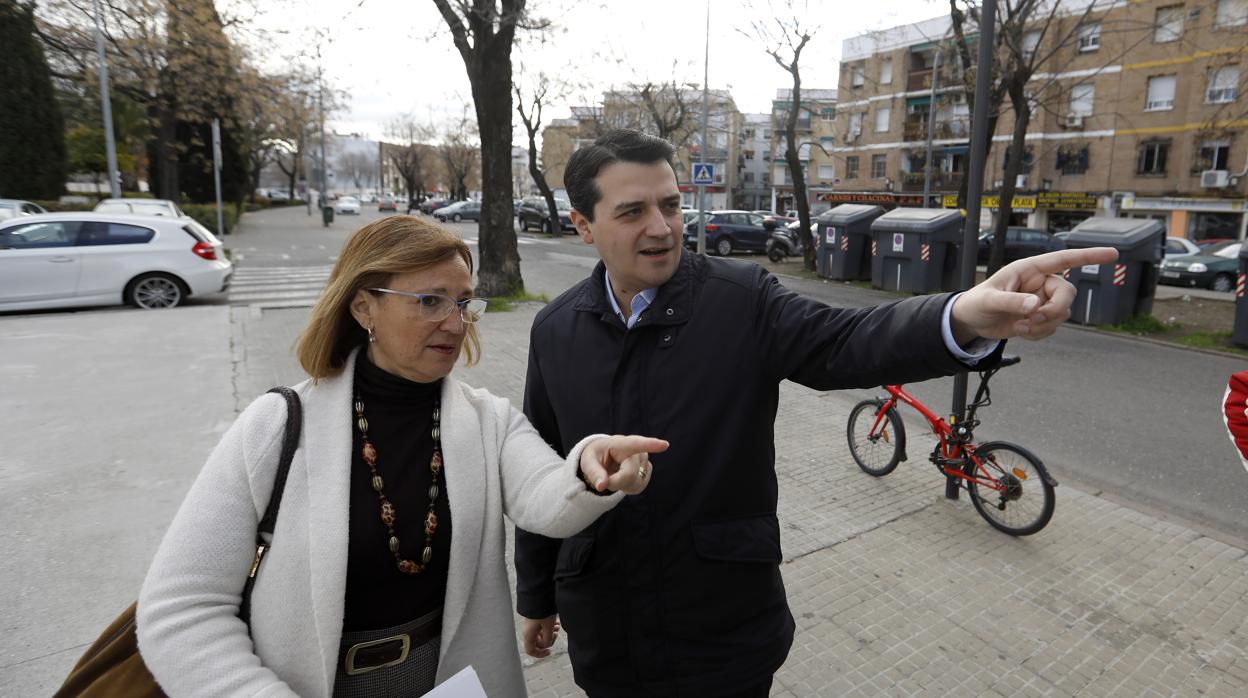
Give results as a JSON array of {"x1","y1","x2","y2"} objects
[{"x1": 181, "y1": 203, "x2": 241, "y2": 236}]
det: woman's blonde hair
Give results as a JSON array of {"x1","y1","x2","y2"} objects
[{"x1": 296, "y1": 215, "x2": 481, "y2": 379}]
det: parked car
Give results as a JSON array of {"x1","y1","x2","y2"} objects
[
  {"x1": 681, "y1": 210, "x2": 770, "y2": 256},
  {"x1": 1164, "y1": 236, "x2": 1202, "y2": 261},
  {"x1": 334, "y1": 196, "x2": 361, "y2": 215},
  {"x1": 516, "y1": 197, "x2": 574, "y2": 232},
  {"x1": 419, "y1": 199, "x2": 450, "y2": 214},
  {"x1": 0, "y1": 213, "x2": 232, "y2": 312},
  {"x1": 1197, "y1": 238, "x2": 1235, "y2": 252},
  {"x1": 1159, "y1": 242, "x2": 1243, "y2": 292},
  {"x1": 683, "y1": 210, "x2": 708, "y2": 227},
  {"x1": 433, "y1": 200, "x2": 482, "y2": 223},
  {"x1": 93, "y1": 198, "x2": 185, "y2": 218},
  {"x1": 377, "y1": 196, "x2": 397, "y2": 212},
  {"x1": 267, "y1": 189, "x2": 290, "y2": 202},
  {"x1": 976, "y1": 227, "x2": 1065, "y2": 265},
  {"x1": 0, "y1": 199, "x2": 48, "y2": 221}
]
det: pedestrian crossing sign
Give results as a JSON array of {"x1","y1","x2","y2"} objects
[{"x1": 692, "y1": 163, "x2": 714, "y2": 185}]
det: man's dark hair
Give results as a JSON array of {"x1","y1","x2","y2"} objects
[{"x1": 564, "y1": 129, "x2": 677, "y2": 222}]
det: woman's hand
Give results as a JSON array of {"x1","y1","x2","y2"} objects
[{"x1": 580, "y1": 435, "x2": 669, "y2": 495}]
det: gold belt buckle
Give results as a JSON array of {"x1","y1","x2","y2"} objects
[{"x1": 344, "y1": 634, "x2": 411, "y2": 676}]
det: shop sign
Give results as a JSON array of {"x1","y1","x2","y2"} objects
[
  {"x1": 820, "y1": 192, "x2": 927, "y2": 207},
  {"x1": 1037, "y1": 192, "x2": 1099, "y2": 210},
  {"x1": 1122, "y1": 197, "x2": 1244, "y2": 212}
]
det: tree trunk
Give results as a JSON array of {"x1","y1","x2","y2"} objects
[
  {"x1": 989, "y1": 90, "x2": 1030, "y2": 274},
  {"x1": 783, "y1": 73, "x2": 815, "y2": 271},
  {"x1": 471, "y1": 54, "x2": 522, "y2": 296}
]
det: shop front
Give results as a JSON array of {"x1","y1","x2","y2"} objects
[
  {"x1": 941, "y1": 191, "x2": 1101, "y2": 232},
  {"x1": 1119, "y1": 195, "x2": 1246, "y2": 242}
]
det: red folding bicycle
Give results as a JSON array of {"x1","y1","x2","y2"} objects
[{"x1": 845, "y1": 356, "x2": 1057, "y2": 536}]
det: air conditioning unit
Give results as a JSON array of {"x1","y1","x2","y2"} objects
[
  {"x1": 1016, "y1": 175, "x2": 1028, "y2": 189},
  {"x1": 1201, "y1": 170, "x2": 1230, "y2": 188},
  {"x1": 1064, "y1": 113, "x2": 1085, "y2": 128},
  {"x1": 843, "y1": 131, "x2": 859, "y2": 143}
]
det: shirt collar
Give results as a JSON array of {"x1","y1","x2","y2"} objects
[{"x1": 604, "y1": 273, "x2": 658, "y2": 328}]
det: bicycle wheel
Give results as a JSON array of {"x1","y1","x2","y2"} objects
[
  {"x1": 847, "y1": 400, "x2": 906, "y2": 476},
  {"x1": 965, "y1": 441, "x2": 1055, "y2": 536}
]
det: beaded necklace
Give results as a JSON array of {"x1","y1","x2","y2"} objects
[{"x1": 353, "y1": 395, "x2": 441, "y2": 574}]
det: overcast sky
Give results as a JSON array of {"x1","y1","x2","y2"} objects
[{"x1": 237, "y1": 0, "x2": 946, "y2": 142}]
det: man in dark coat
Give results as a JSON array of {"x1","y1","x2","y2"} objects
[{"x1": 514, "y1": 129, "x2": 1116, "y2": 697}]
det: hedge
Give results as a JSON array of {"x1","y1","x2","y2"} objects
[{"x1": 181, "y1": 203, "x2": 241, "y2": 236}]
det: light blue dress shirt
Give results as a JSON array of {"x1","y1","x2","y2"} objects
[{"x1": 604, "y1": 274, "x2": 998, "y2": 362}]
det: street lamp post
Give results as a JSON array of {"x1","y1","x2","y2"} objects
[
  {"x1": 922, "y1": 47, "x2": 941, "y2": 208},
  {"x1": 696, "y1": 0, "x2": 711, "y2": 255},
  {"x1": 91, "y1": 0, "x2": 121, "y2": 199}
]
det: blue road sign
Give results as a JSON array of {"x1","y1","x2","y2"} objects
[{"x1": 692, "y1": 163, "x2": 714, "y2": 185}]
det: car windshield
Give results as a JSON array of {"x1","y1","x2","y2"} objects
[
  {"x1": 1213, "y1": 243, "x2": 1242, "y2": 259},
  {"x1": 340, "y1": 197, "x2": 358, "y2": 204},
  {"x1": 1202, "y1": 241, "x2": 1238, "y2": 256}
]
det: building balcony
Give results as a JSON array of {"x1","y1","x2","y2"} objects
[
  {"x1": 906, "y1": 68, "x2": 958, "y2": 92},
  {"x1": 902, "y1": 116, "x2": 971, "y2": 142},
  {"x1": 899, "y1": 170, "x2": 965, "y2": 192}
]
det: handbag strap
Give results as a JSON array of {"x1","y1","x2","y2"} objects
[{"x1": 239, "y1": 386, "x2": 303, "y2": 626}]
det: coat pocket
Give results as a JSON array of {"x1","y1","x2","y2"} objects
[
  {"x1": 554, "y1": 536, "x2": 595, "y2": 580},
  {"x1": 691, "y1": 513, "x2": 782, "y2": 564}
]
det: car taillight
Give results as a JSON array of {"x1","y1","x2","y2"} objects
[
  {"x1": 192, "y1": 242, "x2": 218, "y2": 260},
  {"x1": 705, "y1": 224, "x2": 718, "y2": 232}
]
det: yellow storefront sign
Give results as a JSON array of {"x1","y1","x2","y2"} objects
[
  {"x1": 941, "y1": 194, "x2": 1037, "y2": 210},
  {"x1": 942, "y1": 192, "x2": 1099, "y2": 210}
]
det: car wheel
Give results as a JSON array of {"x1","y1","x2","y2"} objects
[
  {"x1": 1211, "y1": 273, "x2": 1235, "y2": 293},
  {"x1": 126, "y1": 273, "x2": 185, "y2": 309},
  {"x1": 453, "y1": 213, "x2": 462, "y2": 222},
  {"x1": 715, "y1": 237, "x2": 733, "y2": 256}
]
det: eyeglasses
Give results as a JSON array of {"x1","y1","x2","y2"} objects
[{"x1": 368, "y1": 288, "x2": 488, "y2": 323}]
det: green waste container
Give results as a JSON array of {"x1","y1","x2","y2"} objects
[
  {"x1": 1062, "y1": 217, "x2": 1163, "y2": 326},
  {"x1": 870, "y1": 208, "x2": 964, "y2": 293},
  {"x1": 322, "y1": 205, "x2": 334, "y2": 226},
  {"x1": 819, "y1": 204, "x2": 885, "y2": 281}
]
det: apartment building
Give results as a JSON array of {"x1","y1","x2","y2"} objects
[
  {"x1": 540, "y1": 89, "x2": 744, "y2": 209},
  {"x1": 738, "y1": 113, "x2": 774, "y2": 209},
  {"x1": 835, "y1": 0, "x2": 1248, "y2": 240},
  {"x1": 769, "y1": 88, "x2": 839, "y2": 215}
]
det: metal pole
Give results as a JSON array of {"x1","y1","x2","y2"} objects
[
  {"x1": 317, "y1": 58, "x2": 328, "y2": 207},
  {"x1": 922, "y1": 48, "x2": 941, "y2": 208},
  {"x1": 947, "y1": 0, "x2": 996, "y2": 500},
  {"x1": 303, "y1": 124, "x2": 311, "y2": 215},
  {"x1": 91, "y1": 0, "x2": 121, "y2": 199},
  {"x1": 696, "y1": 0, "x2": 711, "y2": 255},
  {"x1": 211, "y1": 119, "x2": 224, "y2": 237}
]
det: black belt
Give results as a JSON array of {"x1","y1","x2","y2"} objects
[{"x1": 342, "y1": 612, "x2": 443, "y2": 676}]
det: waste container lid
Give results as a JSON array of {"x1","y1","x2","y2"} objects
[
  {"x1": 871, "y1": 208, "x2": 965, "y2": 239},
  {"x1": 1063, "y1": 217, "x2": 1164, "y2": 252},
  {"x1": 819, "y1": 204, "x2": 885, "y2": 226}
]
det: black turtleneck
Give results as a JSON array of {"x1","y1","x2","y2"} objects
[{"x1": 343, "y1": 350, "x2": 452, "y2": 631}]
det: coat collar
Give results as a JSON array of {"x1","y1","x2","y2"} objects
[
  {"x1": 572, "y1": 250, "x2": 699, "y2": 328},
  {"x1": 299, "y1": 347, "x2": 485, "y2": 689}
]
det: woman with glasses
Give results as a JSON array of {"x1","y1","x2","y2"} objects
[{"x1": 136, "y1": 216, "x2": 667, "y2": 698}]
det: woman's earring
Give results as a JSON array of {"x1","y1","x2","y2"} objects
[{"x1": 367, "y1": 326, "x2": 376, "y2": 343}]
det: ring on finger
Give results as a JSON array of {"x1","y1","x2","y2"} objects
[{"x1": 638, "y1": 465, "x2": 648, "y2": 480}]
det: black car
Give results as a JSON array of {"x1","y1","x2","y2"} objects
[
  {"x1": 682, "y1": 210, "x2": 770, "y2": 256},
  {"x1": 977, "y1": 227, "x2": 1065, "y2": 265},
  {"x1": 419, "y1": 198, "x2": 450, "y2": 214},
  {"x1": 517, "y1": 197, "x2": 574, "y2": 232}
]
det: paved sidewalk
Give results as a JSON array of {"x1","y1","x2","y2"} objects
[{"x1": 232, "y1": 303, "x2": 1248, "y2": 697}]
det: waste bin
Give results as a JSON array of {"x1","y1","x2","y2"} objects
[
  {"x1": 322, "y1": 205, "x2": 334, "y2": 226},
  {"x1": 819, "y1": 204, "x2": 884, "y2": 280},
  {"x1": 1234, "y1": 244, "x2": 1248, "y2": 347},
  {"x1": 1061, "y1": 217, "x2": 1163, "y2": 326},
  {"x1": 869, "y1": 208, "x2": 964, "y2": 293}
]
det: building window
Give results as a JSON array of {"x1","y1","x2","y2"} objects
[
  {"x1": 1077, "y1": 23, "x2": 1101, "y2": 52},
  {"x1": 1137, "y1": 140, "x2": 1170, "y2": 175},
  {"x1": 848, "y1": 112, "x2": 863, "y2": 138},
  {"x1": 1056, "y1": 144, "x2": 1090, "y2": 175},
  {"x1": 1070, "y1": 84, "x2": 1095, "y2": 116},
  {"x1": 851, "y1": 62, "x2": 865, "y2": 87},
  {"x1": 821, "y1": 107, "x2": 836, "y2": 122},
  {"x1": 743, "y1": 171, "x2": 755, "y2": 183},
  {"x1": 1198, "y1": 140, "x2": 1232, "y2": 171},
  {"x1": 1021, "y1": 30, "x2": 1041, "y2": 61},
  {"x1": 1145, "y1": 75, "x2": 1177, "y2": 111},
  {"x1": 880, "y1": 57, "x2": 893, "y2": 85},
  {"x1": 1003, "y1": 146, "x2": 1035, "y2": 173},
  {"x1": 774, "y1": 164, "x2": 787, "y2": 185},
  {"x1": 744, "y1": 149, "x2": 755, "y2": 161},
  {"x1": 818, "y1": 164, "x2": 836, "y2": 180},
  {"x1": 1206, "y1": 65, "x2": 1240, "y2": 103},
  {"x1": 871, "y1": 154, "x2": 887, "y2": 178},
  {"x1": 845, "y1": 156, "x2": 860, "y2": 179},
  {"x1": 874, "y1": 106, "x2": 891, "y2": 132},
  {"x1": 1155, "y1": 6, "x2": 1184, "y2": 42},
  {"x1": 1216, "y1": 0, "x2": 1248, "y2": 27}
]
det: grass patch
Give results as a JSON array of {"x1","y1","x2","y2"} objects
[
  {"x1": 1172, "y1": 332, "x2": 1248, "y2": 356},
  {"x1": 1105, "y1": 313, "x2": 1169, "y2": 335},
  {"x1": 485, "y1": 290, "x2": 549, "y2": 313}
]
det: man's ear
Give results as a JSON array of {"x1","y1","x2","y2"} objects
[
  {"x1": 570, "y1": 209, "x2": 594, "y2": 244},
  {"x1": 348, "y1": 289, "x2": 374, "y2": 330}
]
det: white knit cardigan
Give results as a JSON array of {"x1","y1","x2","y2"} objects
[{"x1": 137, "y1": 350, "x2": 619, "y2": 697}]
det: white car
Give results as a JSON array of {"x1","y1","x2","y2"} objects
[
  {"x1": 0, "y1": 213, "x2": 233, "y2": 312},
  {"x1": 93, "y1": 198, "x2": 186, "y2": 218},
  {"x1": 0, "y1": 199, "x2": 48, "y2": 221},
  {"x1": 334, "y1": 196, "x2": 361, "y2": 215}
]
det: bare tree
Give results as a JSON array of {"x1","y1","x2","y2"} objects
[
  {"x1": 515, "y1": 69, "x2": 566, "y2": 234},
  {"x1": 431, "y1": 0, "x2": 544, "y2": 296},
  {"x1": 744, "y1": 1, "x2": 818, "y2": 271},
  {"x1": 386, "y1": 116, "x2": 436, "y2": 201},
  {"x1": 439, "y1": 113, "x2": 479, "y2": 201}
]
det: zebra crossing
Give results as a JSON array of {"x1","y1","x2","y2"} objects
[
  {"x1": 227, "y1": 265, "x2": 333, "y2": 308},
  {"x1": 225, "y1": 237, "x2": 559, "y2": 307}
]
